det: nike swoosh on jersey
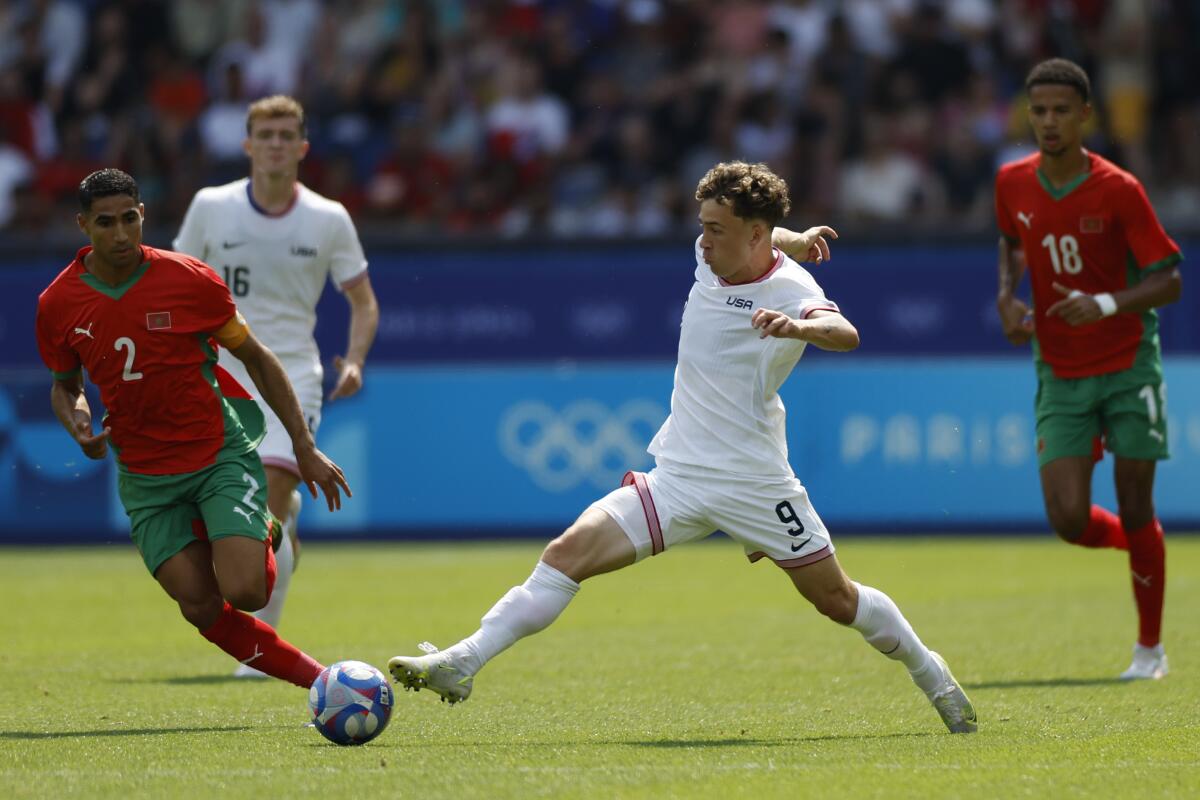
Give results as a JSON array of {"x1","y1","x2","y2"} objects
[
  {"x1": 222, "y1": 241, "x2": 246, "y2": 249},
  {"x1": 790, "y1": 535, "x2": 813, "y2": 553}
]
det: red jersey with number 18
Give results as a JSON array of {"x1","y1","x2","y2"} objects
[
  {"x1": 35, "y1": 245, "x2": 261, "y2": 475},
  {"x1": 995, "y1": 151, "x2": 1182, "y2": 378}
]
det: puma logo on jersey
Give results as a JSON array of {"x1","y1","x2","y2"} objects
[
  {"x1": 291, "y1": 245, "x2": 318, "y2": 257},
  {"x1": 1017, "y1": 211, "x2": 1034, "y2": 229},
  {"x1": 232, "y1": 506, "x2": 255, "y2": 524},
  {"x1": 73, "y1": 323, "x2": 95, "y2": 340},
  {"x1": 239, "y1": 644, "x2": 264, "y2": 665},
  {"x1": 1149, "y1": 429, "x2": 1164, "y2": 443},
  {"x1": 726, "y1": 297, "x2": 754, "y2": 311}
]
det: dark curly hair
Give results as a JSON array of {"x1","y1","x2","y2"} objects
[
  {"x1": 78, "y1": 168, "x2": 139, "y2": 212},
  {"x1": 695, "y1": 161, "x2": 791, "y2": 228},
  {"x1": 1025, "y1": 58, "x2": 1091, "y2": 104}
]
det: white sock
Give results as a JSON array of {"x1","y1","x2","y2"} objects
[
  {"x1": 848, "y1": 582, "x2": 940, "y2": 693},
  {"x1": 446, "y1": 561, "x2": 580, "y2": 675},
  {"x1": 254, "y1": 522, "x2": 295, "y2": 631}
]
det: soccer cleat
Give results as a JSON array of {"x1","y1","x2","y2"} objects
[
  {"x1": 388, "y1": 642, "x2": 473, "y2": 705},
  {"x1": 924, "y1": 651, "x2": 978, "y2": 733},
  {"x1": 1119, "y1": 643, "x2": 1168, "y2": 681},
  {"x1": 232, "y1": 662, "x2": 269, "y2": 679}
]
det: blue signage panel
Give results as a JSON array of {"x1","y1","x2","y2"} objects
[
  {"x1": 5, "y1": 358, "x2": 1199, "y2": 540},
  {"x1": 7, "y1": 240, "x2": 1194, "y2": 369},
  {"x1": 295, "y1": 358, "x2": 1200, "y2": 534}
]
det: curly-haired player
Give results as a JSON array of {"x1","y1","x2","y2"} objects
[{"x1": 387, "y1": 161, "x2": 976, "y2": 734}]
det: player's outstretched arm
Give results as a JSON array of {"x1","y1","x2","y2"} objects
[
  {"x1": 49, "y1": 373, "x2": 110, "y2": 459},
  {"x1": 228, "y1": 331, "x2": 352, "y2": 510},
  {"x1": 995, "y1": 237, "x2": 1034, "y2": 345},
  {"x1": 772, "y1": 225, "x2": 838, "y2": 264},
  {"x1": 751, "y1": 308, "x2": 860, "y2": 352}
]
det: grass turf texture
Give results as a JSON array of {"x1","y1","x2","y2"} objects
[{"x1": 1, "y1": 537, "x2": 1198, "y2": 799}]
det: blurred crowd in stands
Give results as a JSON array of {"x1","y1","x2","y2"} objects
[{"x1": 1, "y1": 0, "x2": 1198, "y2": 239}]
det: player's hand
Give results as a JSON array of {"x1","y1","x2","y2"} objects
[
  {"x1": 751, "y1": 308, "x2": 799, "y2": 339},
  {"x1": 296, "y1": 444, "x2": 352, "y2": 511},
  {"x1": 1045, "y1": 282, "x2": 1104, "y2": 326},
  {"x1": 71, "y1": 412, "x2": 111, "y2": 459},
  {"x1": 328, "y1": 356, "x2": 363, "y2": 401},
  {"x1": 996, "y1": 294, "x2": 1034, "y2": 345},
  {"x1": 773, "y1": 225, "x2": 838, "y2": 264}
]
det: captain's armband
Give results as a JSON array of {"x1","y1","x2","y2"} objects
[{"x1": 213, "y1": 311, "x2": 250, "y2": 350}]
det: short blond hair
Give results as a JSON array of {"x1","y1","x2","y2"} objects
[
  {"x1": 246, "y1": 95, "x2": 307, "y2": 137},
  {"x1": 695, "y1": 161, "x2": 790, "y2": 227}
]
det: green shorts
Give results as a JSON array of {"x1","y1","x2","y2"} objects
[
  {"x1": 118, "y1": 448, "x2": 274, "y2": 575},
  {"x1": 1034, "y1": 358, "x2": 1169, "y2": 467}
]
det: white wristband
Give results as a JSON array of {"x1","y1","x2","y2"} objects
[{"x1": 1093, "y1": 292, "x2": 1118, "y2": 317}]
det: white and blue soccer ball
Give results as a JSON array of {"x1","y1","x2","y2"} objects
[{"x1": 308, "y1": 660, "x2": 394, "y2": 745}]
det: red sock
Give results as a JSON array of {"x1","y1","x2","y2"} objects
[
  {"x1": 1076, "y1": 505, "x2": 1128, "y2": 549},
  {"x1": 201, "y1": 602, "x2": 324, "y2": 688},
  {"x1": 1126, "y1": 518, "x2": 1166, "y2": 647}
]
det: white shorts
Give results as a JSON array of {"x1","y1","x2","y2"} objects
[
  {"x1": 218, "y1": 355, "x2": 323, "y2": 477},
  {"x1": 588, "y1": 462, "x2": 834, "y2": 568}
]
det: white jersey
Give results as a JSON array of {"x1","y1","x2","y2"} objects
[
  {"x1": 648, "y1": 238, "x2": 839, "y2": 478},
  {"x1": 173, "y1": 178, "x2": 368, "y2": 379}
]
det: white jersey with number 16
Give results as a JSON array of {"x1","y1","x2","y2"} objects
[{"x1": 173, "y1": 178, "x2": 368, "y2": 378}]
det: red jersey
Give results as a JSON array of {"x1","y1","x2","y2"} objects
[
  {"x1": 36, "y1": 245, "x2": 261, "y2": 475},
  {"x1": 994, "y1": 151, "x2": 1182, "y2": 378}
]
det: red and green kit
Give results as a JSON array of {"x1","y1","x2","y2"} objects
[
  {"x1": 35, "y1": 245, "x2": 263, "y2": 474},
  {"x1": 995, "y1": 151, "x2": 1182, "y2": 379}
]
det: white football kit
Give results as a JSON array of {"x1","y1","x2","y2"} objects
[
  {"x1": 592, "y1": 239, "x2": 840, "y2": 567},
  {"x1": 174, "y1": 178, "x2": 368, "y2": 473}
]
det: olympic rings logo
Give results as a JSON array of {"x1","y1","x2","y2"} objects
[{"x1": 498, "y1": 399, "x2": 667, "y2": 492}]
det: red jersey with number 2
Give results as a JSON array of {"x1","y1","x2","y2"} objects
[
  {"x1": 994, "y1": 151, "x2": 1182, "y2": 378},
  {"x1": 35, "y1": 245, "x2": 243, "y2": 474}
]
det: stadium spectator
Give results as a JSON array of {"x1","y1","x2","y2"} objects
[{"x1": 0, "y1": 0, "x2": 1197, "y2": 237}]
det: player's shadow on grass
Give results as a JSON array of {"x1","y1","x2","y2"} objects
[
  {"x1": 110, "y1": 675, "x2": 258, "y2": 685},
  {"x1": 630, "y1": 731, "x2": 934, "y2": 748},
  {"x1": 1, "y1": 726, "x2": 251, "y2": 741},
  {"x1": 964, "y1": 677, "x2": 1124, "y2": 689}
]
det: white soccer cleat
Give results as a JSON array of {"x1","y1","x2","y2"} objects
[
  {"x1": 232, "y1": 662, "x2": 269, "y2": 679},
  {"x1": 924, "y1": 651, "x2": 978, "y2": 734},
  {"x1": 388, "y1": 642, "x2": 474, "y2": 705},
  {"x1": 1119, "y1": 643, "x2": 1168, "y2": 681}
]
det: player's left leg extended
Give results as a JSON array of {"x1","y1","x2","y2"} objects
[
  {"x1": 388, "y1": 507, "x2": 635, "y2": 704},
  {"x1": 786, "y1": 556, "x2": 977, "y2": 734}
]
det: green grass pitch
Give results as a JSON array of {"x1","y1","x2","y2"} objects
[{"x1": 1, "y1": 536, "x2": 1198, "y2": 798}]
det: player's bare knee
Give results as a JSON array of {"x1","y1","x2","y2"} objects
[
  {"x1": 224, "y1": 583, "x2": 268, "y2": 612},
  {"x1": 542, "y1": 527, "x2": 588, "y2": 577},
  {"x1": 178, "y1": 595, "x2": 224, "y2": 629},
  {"x1": 1045, "y1": 501, "x2": 1088, "y2": 542}
]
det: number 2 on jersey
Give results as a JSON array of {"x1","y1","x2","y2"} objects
[
  {"x1": 1041, "y1": 234, "x2": 1082, "y2": 275},
  {"x1": 114, "y1": 337, "x2": 143, "y2": 381}
]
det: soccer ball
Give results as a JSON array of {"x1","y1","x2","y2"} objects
[{"x1": 308, "y1": 660, "x2": 394, "y2": 745}]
